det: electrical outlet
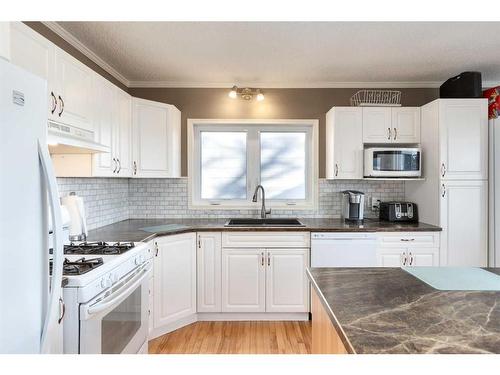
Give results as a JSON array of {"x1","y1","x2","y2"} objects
[{"x1": 371, "y1": 198, "x2": 381, "y2": 211}]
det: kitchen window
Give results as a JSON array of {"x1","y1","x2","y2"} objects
[{"x1": 188, "y1": 119, "x2": 318, "y2": 209}]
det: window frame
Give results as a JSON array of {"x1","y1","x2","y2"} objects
[{"x1": 188, "y1": 119, "x2": 318, "y2": 210}]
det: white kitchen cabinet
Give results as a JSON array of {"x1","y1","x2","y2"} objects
[
  {"x1": 363, "y1": 107, "x2": 420, "y2": 144},
  {"x1": 0, "y1": 22, "x2": 10, "y2": 61},
  {"x1": 92, "y1": 81, "x2": 132, "y2": 177},
  {"x1": 392, "y1": 107, "x2": 420, "y2": 143},
  {"x1": 439, "y1": 99, "x2": 488, "y2": 180},
  {"x1": 325, "y1": 107, "x2": 363, "y2": 179},
  {"x1": 153, "y1": 233, "x2": 196, "y2": 330},
  {"x1": 221, "y1": 248, "x2": 266, "y2": 313},
  {"x1": 92, "y1": 76, "x2": 115, "y2": 177},
  {"x1": 362, "y1": 107, "x2": 392, "y2": 143},
  {"x1": 53, "y1": 48, "x2": 94, "y2": 131},
  {"x1": 376, "y1": 232, "x2": 440, "y2": 267},
  {"x1": 440, "y1": 180, "x2": 488, "y2": 266},
  {"x1": 132, "y1": 98, "x2": 181, "y2": 178},
  {"x1": 148, "y1": 275, "x2": 154, "y2": 335},
  {"x1": 197, "y1": 232, "x2": 222, "y2": 313},
  {"x1": 9, "y1": 22, "x2": 57, "y2": 121},
  {"x1": 115, "y1": 88, "x2": 132, "y2": 177},
  {"x1": 265, "y1": 249, "x2": 309, "y2": 313}
]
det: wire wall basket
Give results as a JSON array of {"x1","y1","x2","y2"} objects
[{"x1": 350, "y1": 90, "x2": 402, "y2": 107}]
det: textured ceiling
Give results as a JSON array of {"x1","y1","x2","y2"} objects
[{"x1": 56, "y1": 22, "x2": 500, "y2": 87}]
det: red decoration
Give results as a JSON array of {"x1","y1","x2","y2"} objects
[{"x1": 483, "y1": 86, "x2": 500, "y2": 119}]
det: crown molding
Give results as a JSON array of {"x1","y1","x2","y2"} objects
[
  {"x1": 42, "y1": 21, "x2": 130, "y2": 87},
  {"x1": 128, "y1": 80, "x2": 445, "y2": 89}
]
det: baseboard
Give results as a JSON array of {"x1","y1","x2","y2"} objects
[
  {"x1": 148, "y1": 314, "x2": 197, "y2": 340},
  {"x1": 197, "y1": 312, "x2": 310, "y2": 321}
]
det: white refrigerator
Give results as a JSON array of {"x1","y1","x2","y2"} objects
[{"x1": 0, "y1": 58, "x2": 65, "y2": 353}]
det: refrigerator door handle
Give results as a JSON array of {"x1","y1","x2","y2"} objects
[{"x1": 38, "y1": 140, "x2": 63, "y2": 353}]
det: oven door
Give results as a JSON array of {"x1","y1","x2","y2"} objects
[
  {"x1": 365, "y1": 148, "x2": 421, "y2": 177},
  {"x1": 79, "y1": 262, "x2": 151, "y2": 354}
]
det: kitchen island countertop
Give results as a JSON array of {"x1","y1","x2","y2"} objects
[
  {"x1": 307, "y1": 267, "x2": 500, "y2": 354},
  {"x1": 87, "y1": 218, "x2": 441, "y2": 243}
]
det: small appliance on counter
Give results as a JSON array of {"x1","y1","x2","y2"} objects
[
  {"x1": 379, "y1": 201, "x2": 418, "y2": 223},
  {"x1": 61, "y1": 192, "x2": 88, "y2": 241},
  {"x1": 341, "y1": 190, "x2": 365, "y2": 223}
]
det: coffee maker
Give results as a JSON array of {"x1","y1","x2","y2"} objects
[{"x1": 341, "y1": 190, "x2": 365, "y2": 223}]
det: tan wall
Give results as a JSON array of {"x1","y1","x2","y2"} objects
[
  {"x1": 25, "y1": 22, "x2": 438, "y2": 177},
  {"x1": 129, "y1": 87, "x2": 438, "y2": 177}
]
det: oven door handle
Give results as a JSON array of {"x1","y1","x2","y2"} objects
[{"x1": 84, "y1": 264, "x2": 151, "y2": 317}]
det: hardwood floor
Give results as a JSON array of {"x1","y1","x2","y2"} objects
[{"x1": 148, "y1": 321, "x2": 312, "y2": 354}]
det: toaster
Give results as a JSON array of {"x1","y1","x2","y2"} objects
[{"x1": 379, "y1": 202, "x2": 418, "y2": 223}]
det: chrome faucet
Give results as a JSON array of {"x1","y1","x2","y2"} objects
[{"x1": 252, "y1": 185, "x2": 271, "y2": 219}]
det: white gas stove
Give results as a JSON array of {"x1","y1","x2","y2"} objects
[{"x1": 61, "y1": 241, "x2": 152, "y2": 354}]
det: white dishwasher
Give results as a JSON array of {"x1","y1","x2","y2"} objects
[{"x1": 311, "y1": 232, "x2": 378, "y2": 267}]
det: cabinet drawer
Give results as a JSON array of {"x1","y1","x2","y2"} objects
[
  {"x1": 377, "y1": 232, "x2": 439, "y2": 248},
  {"x1": 222, "y1": 231, "x2": 310, "y2": 248}
]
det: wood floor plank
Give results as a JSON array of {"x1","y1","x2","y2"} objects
[{"x1": 149, "y1": 321, "x2": 312, "y2": 354}]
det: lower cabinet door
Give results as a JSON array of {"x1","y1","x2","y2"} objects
[
  {"x1": 153, "y1": 233, "x2": 196, "y2": 329},
  {"x1": 197, "y1": 232, "x2": 222, "y2": 313},
  {"x1": 408, "y1": 248, "x2": 439, "y2": 266},
  {"x1": 222, "y1": 248, "x2": 266, "y2": 313},
  {"x1": 376, "y1": 247, "x2": 405, "y2": 267},
  {"x1": 265, "y1": 249, "x2": 309, "y2": 313}
]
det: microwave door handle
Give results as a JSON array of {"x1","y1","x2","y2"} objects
[
  {"x1": 84, "y1": 265, "x2": 150, "y2": 318},
  {"x1": 38, "y1": 140, "x2": 64, "y2": 353}
]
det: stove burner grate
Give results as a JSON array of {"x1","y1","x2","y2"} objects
[{"x1": 64, "y1": 241, "x2": 135, "y2": 255}]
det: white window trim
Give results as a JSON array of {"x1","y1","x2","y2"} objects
[{"x1": 187, "y1": 118, "x2": 319, "y2": 210}]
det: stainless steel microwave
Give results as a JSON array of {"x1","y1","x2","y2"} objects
[{"x1": 364, "y1": 147, "x2": 421, "y2": 178}]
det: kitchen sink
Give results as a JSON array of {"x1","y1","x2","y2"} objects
[{"x1": 224, "y1": 218, "x2": 305, "y2": 227}]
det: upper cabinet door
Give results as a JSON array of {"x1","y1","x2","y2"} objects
[
  {"x1": 326, "y1": 107, "x2": 363, "y2": 179},
  {"x1": 92, "y1": 76, "x2": 116, "y2": 177},
  {"x1": 115, "y1": 89, "x2": 132, "y2": 177},
  {"x1": 54, "y1": 48, "x2": 93, "y2": 131},
  {"x1": 392, "y1": 107, "x2": 420, "y2": 143},
  {"x1": 439, "y1": 99, "x2": 488, "y2": 180},
  {"x1": 9, "y1": 22, "x2": 57, "y2": 120},
  {"x1": 362, "y1": 107, "x2": 392, "y2": 143},
  {"x1": 132, "y1": 98, "x2": 181, "y2": 178}
]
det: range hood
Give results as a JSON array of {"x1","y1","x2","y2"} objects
[{"x1": 47, "y1": 121, "x2": 109, "y2": 154}]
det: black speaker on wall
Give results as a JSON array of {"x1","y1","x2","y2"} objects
[{"x1": 439, "y1": 71, "x2": 482, "y2": 98}]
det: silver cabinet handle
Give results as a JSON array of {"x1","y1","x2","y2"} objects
[
  {"x1": 441, "y1": 184, "x2": 446, "y2": 198},
  {"x1": 133, "y1": 161, "x2": 137, "y2": 175},
  {"x1": 50, "y1": 92, "x2": 58, "y2": 114},
  {"x1": 393, "y1": 128, "x2": 397, "y2": 140},
  {"x1": 267, "y1": 252, "x2": 271, "y2": 266},
  {"x1": 155, "y1": 242, "x2": 159, "y2": 257},
  {"x1": 409, "y1": 252, "x2": 414, "y2": 266},
  {"x1": 117, "y1": 158, "x2": 121, "y2": 173},
  {"x1": 58, "y1": 297, "x2": 65, "y2": 324},
  {"x1": 388, "y1": 128, "x2": 392, "y2": 140},
  {"x1": 401, "y1": 252, "x2": 407, "y2": 266},
  {"x1": 112, "y1": 158, "x2": 117, "y2": 173},
  {"x1": 335, "y1": 163, "x2": 339, "y2": 177},
  {"x1": 441, "y1": 163, "x2": 446, "y2": 178},
  {"x1": 58, "y1": 95, "x2": 64, "y2": 117},
  {"x1": 261, "y1": 252, "x2": 265, "y2": 266}
]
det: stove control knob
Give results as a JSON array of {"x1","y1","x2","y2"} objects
[{"x1": 101, "y1": 277, "x2": 112, "y2": 289}]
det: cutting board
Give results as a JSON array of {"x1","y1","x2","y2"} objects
[{"x1": 403, "y1": 267, "x2": 500, "y2": 291}]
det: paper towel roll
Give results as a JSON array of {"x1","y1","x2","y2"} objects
[{"x1": 61, "y1": 192, "x2": 87, "y2": 241}]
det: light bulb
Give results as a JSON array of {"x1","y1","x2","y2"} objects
[
  {"x1": 228, "y1": 86, "x2": 237, "y2": 99},
  {"x1": 256, "y1": 92, "x2": 265, "y2": 101}
]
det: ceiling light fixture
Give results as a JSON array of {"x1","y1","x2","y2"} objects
[{"x1": 228, "y1": 86, "x2": 265, "y2": 101}]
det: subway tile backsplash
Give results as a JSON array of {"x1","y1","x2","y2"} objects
[{"x1": 58, "y1": 177, "x2": 405, "y2": 230}]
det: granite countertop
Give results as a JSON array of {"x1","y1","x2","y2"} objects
[
  {"x1": 307, "y1": 267, "x2": 500, "y2": 354},
  {"x1": 87, "y1": 218, "x2": 442, "y2": 242}
]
